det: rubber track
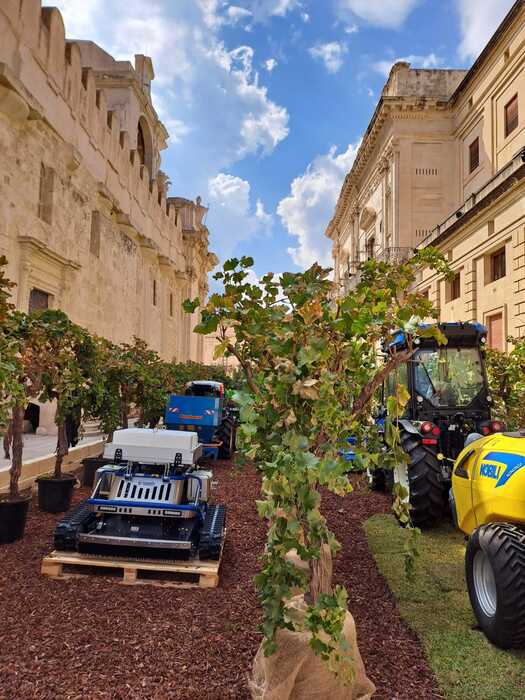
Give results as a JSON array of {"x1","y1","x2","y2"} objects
[
  {"x1": 199, "y1": 504, "x2": 226, "y2": 560},
  {"x1": 54, "y1": 499, "x2": 94, "y2": 551},
  {"x1": 400, "y1": 430, "x2": 446, "y2": 528},
  {"x1": 469, "y1": 523, "x2": 525, "y2": 648}
]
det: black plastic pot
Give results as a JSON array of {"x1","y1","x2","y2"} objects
[
  {"x1": 37, "y1": 474, "x2": 76, "y2": 513},
  {"x1": 0, "y1": 497, "x2": 30, "y2": 544},
  {"x1": 81, "y1": 456, "x2": 106, "y2": 487}
]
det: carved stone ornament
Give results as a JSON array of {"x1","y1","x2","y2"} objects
[{"x1": 359, "y1": 207, "x2": 377, "y2": 231}]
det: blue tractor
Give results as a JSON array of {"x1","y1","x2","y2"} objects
[
  {"x1": 374, "y1": 322, "x2": 504, "y2": 527},
  {"x1": 165, "y1": 380, "x2": 237, "y2": 460}
]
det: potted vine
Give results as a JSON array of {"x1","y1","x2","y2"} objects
[
  {"x1": 35, "y1": 310, "x2": 99, "y2": 513},
  {"x1": 0, "y1": 292, "x2": 52, "y2": 542},
  {"x1": 185, "y1": 251, "x2": 450, "y2": 696}
]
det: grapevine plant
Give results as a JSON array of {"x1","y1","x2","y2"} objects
[{"x1": 185, "y1": 251, "x2": 450, "y2": 679}]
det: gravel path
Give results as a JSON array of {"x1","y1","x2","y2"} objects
[{"x1": 0, "y1": 464, "x2": 440, "y2": 699}]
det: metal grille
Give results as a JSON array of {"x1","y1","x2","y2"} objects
[{"x1": 110, "y1": 477, "x2": 183, "y2": 504}]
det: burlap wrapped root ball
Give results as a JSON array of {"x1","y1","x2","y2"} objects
[{"x1": 249, "y1": 593, "x2": 375, "y2": 700}]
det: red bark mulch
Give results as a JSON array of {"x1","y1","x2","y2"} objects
[{"x1": 0, "y1": 464, "x2": 440, "y2": 699}]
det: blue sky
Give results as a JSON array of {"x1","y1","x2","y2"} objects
[{"x1": 50, "y1": 0, "x2": 514, "y2": 281}]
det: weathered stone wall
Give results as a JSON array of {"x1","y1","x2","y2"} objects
[{"x1": 0, "y1": 0, "x2": 216, "y2": 363}]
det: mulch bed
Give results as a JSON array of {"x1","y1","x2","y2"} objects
[{"x1": 0, "y1": 464, "x2": 440, "y2": 700}]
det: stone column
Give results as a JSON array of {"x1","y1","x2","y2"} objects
[
  {"x1": 36, "y1": 399, "x2": 58, "y2": 436},
  {"x1": 390, "y1": 141, "x2": 400, "y2": 247},
  {"x1": 17, "y1": 260, "x2": 32, "y2": 311}
]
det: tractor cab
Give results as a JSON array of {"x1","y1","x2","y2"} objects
[
  {"x1": 376, "y1": 322, "x2": 504, "y2": 527},
  {"x1": 387, "y1": 322, "x2": 499, "y2": 461},
  {"x1": 165, "y1": 380, "x2": 236, "y2": 460},
  {"x1": 185, "y1": 380, "x2": 224, "y2": 398}
]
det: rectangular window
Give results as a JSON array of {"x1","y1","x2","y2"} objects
[
  {"x1": 505, "y1": 94, "x2": 518, "y2": 137},
  {"x1": 366, "y1": 236, "x2": 375, "y2": 260},
  {"x1": 487, "y1": 312, "x2": 504, "y2": 351},
  {"x1": 28, "y1": 288, "x2": 50, "y2": 313},
  {"x1": 38, "y1": 163, "x2": 55, "y2": 224},
  {"x1": 469, "y1": 137, "x2": 479, "y2": 173},
  {"x1": 169, "y1": 292, "x2": 174, "y2": 317},
  {"x1": 90, "y1": 211, "x2": 101, "y2": 257},
  {"x1": 153, "y1": 279, "x2": 157, "y2": 306},
  {"x1": 490, "y1": 248, "x2": 506, "y2": 282},
  {"x1": 450, "y1": 273, "x2": 460, "y2": 301}
]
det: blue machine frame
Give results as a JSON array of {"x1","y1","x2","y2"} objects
[
  {"x1": 165, "y1": 394, "x2": 225, "y2": 459},
  {"x1": 87, "y1": 466, "x2": 207, "y2": 521}
]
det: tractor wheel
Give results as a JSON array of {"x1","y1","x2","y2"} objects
[
  {"x1": 466, "y1": 523, "x2": 525, "y2": 649},
  {"x1": 218, "y1": 418, "x2": 235, "y2": 460},
  {"x1": 398, "y1": 429, "x2": 446, "y2": 528}
]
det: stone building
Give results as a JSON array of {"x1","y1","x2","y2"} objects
[
  {"x1": 0, "y1": 1, "x2": 217, "y2": 432},
  {"x1": 326, "y1": 0, "x2": 525, "y2": 352}
]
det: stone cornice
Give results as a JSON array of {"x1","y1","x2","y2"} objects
[
  {"x1": 0, "y1": 62, "x2": 43, "y2": 120},
  {"x1": 325, "y1": 96, "x2": 450, "y2": 240},
  {"x1": 18, "y1": 236, "x2": 81, "y2": 271}
]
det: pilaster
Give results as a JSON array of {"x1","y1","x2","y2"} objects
[
  {"x1": 463, "y1": 259, "x2": 477, "y2": 322},
  {"x1": 512, "y1": 226, "x2": 525, "y2": 336}
]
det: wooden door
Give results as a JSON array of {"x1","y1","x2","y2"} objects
[{"x1": 487, "y1": 312, "x2": 503, "y2": 351}]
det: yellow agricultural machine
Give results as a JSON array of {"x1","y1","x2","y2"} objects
[{"x1": 450, "y1": 431, "x2": 525, "y2": 648}]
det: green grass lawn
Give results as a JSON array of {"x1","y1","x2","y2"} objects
[{"x1": 364, "y1": 515, "x2": 525, "y2": 700}]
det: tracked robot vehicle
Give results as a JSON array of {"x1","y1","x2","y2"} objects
[{"x1": 54, "y1": 428, "x2": 225, "y2": 560}]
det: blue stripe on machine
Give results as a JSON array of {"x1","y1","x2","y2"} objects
[{"x1": 481, "y1": 451, "x2": 525, "y2": 488}]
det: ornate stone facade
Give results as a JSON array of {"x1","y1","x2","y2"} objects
[
  {"x1": 327, "y1": 0, "x2": 525, "y2": 352},
  {"x1": 0, "y1": 1, "x2": 217, "y2": 368}
]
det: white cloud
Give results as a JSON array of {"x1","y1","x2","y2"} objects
[
  {"x1": 208, "y1": 174, "x2": 273, "y2": 256},
  {"x1": 344, "y1": 23, "x2": 359, "y2": 34},
  {"x1": 301, "y1": 12, "x2": 310, "y2": 22},
  {"x1": 278, "y1": 142, "x2": 360, "y2": 269},
  {"x1": 309, "y1": 41, "x2": 348, "y2": 74},
  {"x1": 264, "y1": 58, "x2": 278, "y2": 72},
  {"x1": 50, "y1": 1, "x2": 289, "y2": 162},
  {"x1": 336, "y1": 0, "x2": 420, "y2": 29},
  {"x1": 366, "y1": 87, "x2": 374, "y2": 97},
  {"x1": 456, "y1": 0, "x2": 514, "y2": 61},
  {"x1": 49, "y1": 0, "x2": 288, "y2": 263},
  {"x1": 226, "y1": 5, "x2": 253, "y2": 24},
  {"x1": 255, "y1": 198, "x2": 273, "y2": 227},
  {"x1": 219, "y1": 0, "x2": 301, "y2": 25},
  {"x1": 250, "y1": 0, "x2": 301, "y2": 21},
  {"x1": 209, "y1": 173, "x2": 251, "y2": 216},
  {"x1": 372, "y1": 52, "x2": 442, "y2": 77}
]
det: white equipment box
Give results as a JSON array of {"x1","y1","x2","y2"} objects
[{"x1": 103, "y1": 428, "x2": 202, "y2": 466}]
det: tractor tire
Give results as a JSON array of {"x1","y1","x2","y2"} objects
[
  {"x1": 218, "y1": 417, "x2": 236, "y2": 460},
  {"x1": 466, "y1": 523, "x2": 525, "y2": 649},
  {"x1": 399, "y1": 429, "x2": 446, "y2": 528}
]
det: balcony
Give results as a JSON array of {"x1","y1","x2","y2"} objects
[
  {"x1": 340, "y1": 246, "x2": 416, "y2": 294},
  {"x1": 376, "y1": 246, "x2": 415, "y2": 263}
]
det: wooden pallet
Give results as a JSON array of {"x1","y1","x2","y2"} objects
[{"x1": 41, "y1": 546, "x2": 223, "y2": 589}]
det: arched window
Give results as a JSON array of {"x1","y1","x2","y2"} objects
[
  {"x1": 136, "y1": 117, "x2": 153, "y2": 176},
  {"x1": 137, "y1": 121, "x2": 146, "y2": 166}
]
